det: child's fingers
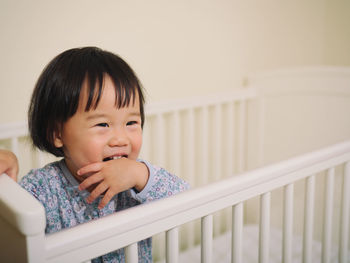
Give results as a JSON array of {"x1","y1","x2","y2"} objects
[
  {"x1": 86, "y1": 181, "x2": 108, "y2": 204},
  {"x1": 79, "y1": 173, "x2": 103, "y2": 190},
  {"x1": 77, "y1": 162, "x2": 103, "y2": 176},
  {"x1": 98, "y1": 189, "x2": 116, "y2": 209}
]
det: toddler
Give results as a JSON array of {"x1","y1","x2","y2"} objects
[{"x1": 19, "y1": 47, "x2": 189, "y2": 262}]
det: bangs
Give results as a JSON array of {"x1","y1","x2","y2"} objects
[{"x1": 84, "y1": 73, "x2": 138, "y2": 112}]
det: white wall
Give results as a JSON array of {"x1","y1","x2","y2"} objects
[{"x1": 1, "y1": 0, "x2": 349, "y2": 123}]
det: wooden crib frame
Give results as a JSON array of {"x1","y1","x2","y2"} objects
[{"x1": 1, "y1": 140, "x2": 350, "y2": 263}]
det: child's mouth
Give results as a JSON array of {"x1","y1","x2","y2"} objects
[{"x1": 103, "y1": 155, "x2": 128, "y2": 162}]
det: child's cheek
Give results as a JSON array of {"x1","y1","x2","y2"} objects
[{"x1": 135, "y1": 139, "x2": 143, "y2": 158}]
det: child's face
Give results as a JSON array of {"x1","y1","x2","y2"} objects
[{"x1": 54, "y1": 75, "x2": 143, "y2": 181}]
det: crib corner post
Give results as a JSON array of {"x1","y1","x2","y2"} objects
[
  {"x1": 0, "y1": 216, "x2": 45, "y2": 263},
  {"x1": 26, "y1": 233, "x2": 46, "y2": 263},
  {"x1": 0, "y1": 174, "x2": 46, "y2": 263}
]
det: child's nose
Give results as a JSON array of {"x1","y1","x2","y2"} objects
[{"x1": 109, "y1": 128, "x2": 128, "y2": 147}]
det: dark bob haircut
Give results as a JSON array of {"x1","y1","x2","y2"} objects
[{"x1": 28, "y1": 46, "x2": 145, "y2": 157}]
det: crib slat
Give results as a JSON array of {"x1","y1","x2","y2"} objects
[
  {"x1": 232, "y1": 202, "x2": 243, "y2": 263},
  {"x1": 186, "y1": 109, "x2": 196, "y2": 248},
  {"x1": 322, "y1": 167, "x2": 335, "y2": 263},
  {"x1": 166, "y1": 227, "x2": 179, "y2": 263},
  {"x1": 213, "y1": 104, "x2": 222, "y2": 235},
  {"x1": 172, "y1": 111, "x2": 181, "y2": 177},
  {"x1": 237, "y1": 100, "x2": 246, "y2": 173},
  {"x1": 214, "y1": 104, "x2": 222, "y2": 181},
  {"x1": 259, "y1": 192, "x2": 271, "y2": 263},
  {"x1": 339, "y1": 162, "x2": 350, "y2": 263},
  {"x1": 227, "y1": 101, "x2": 234, "y2": 176},
  {"x1": 187, "y1": 108, "x2": 195, "y2": 186},
  {"x1": 125, "y1": 243, "x2": 138, "y2": 263},
  {"x1": 257, "y1": 97, "x2": 266, "y2": 166},
  {"x1": 155, "y1": 114, "x2": 165, "y2": 167},
  {"x1": 201, "y1": 106, "x2": 209, "y2": 185},
  {"x1": 223, "y1": 101, "x2": 235, "y2": 231},
  {"x1": 283, "y1": 183, "x2": 294, "y2": 263},
  {"x1": 303, "y1": 175, "x2": 315, "y2": 263},
  {"x1": 201, "y1": 214, "x2": 213, "y2": 263}
]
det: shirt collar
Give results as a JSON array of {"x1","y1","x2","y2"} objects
[{"x1": 57, "y1": 159, "x2": 80, "y2": 187}]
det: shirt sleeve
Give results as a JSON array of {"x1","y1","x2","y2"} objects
[{"x1": 130, "y1": 159, "x2": 190, "y2": 203}]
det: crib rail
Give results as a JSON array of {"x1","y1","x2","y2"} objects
[{"x1": 1, "y1": 140, "x2": 348, "y2": 262}]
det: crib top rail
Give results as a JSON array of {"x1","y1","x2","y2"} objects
[
  {"x1": 1, "y1": 139, "x2": 348, "y2": 262},
  {"x1": 145, "y1": 88, "x2": 256, "y2": 115}
]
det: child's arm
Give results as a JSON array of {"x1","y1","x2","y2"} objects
[
  {"x1": 0, "y1": 149, "x2": 19, "y2": 181},
  {"x1": 77, "y1": 158, "x2": 189, "y2": 209}
]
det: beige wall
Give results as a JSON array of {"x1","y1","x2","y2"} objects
[
  {"x1": 324, "y1": 0, "x2": 350, "y2": 65},
  {"x1": 0, "y1": 0, "x2": 349, "y2": 123}
]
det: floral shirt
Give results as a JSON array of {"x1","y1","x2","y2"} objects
[{"x1": 19, "y1": 159, "x2": 189, "y2": 263}]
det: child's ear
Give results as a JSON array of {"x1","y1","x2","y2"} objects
[{"x1": 53, "y1": 131, "x2": 63, "y2": 148}]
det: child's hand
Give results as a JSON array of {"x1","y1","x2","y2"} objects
[
  {"x1": 77, "y1": 158, "x2": 149, "y2": 209},
  {"x1": 0, "y1": 149, "x2": 19, "y2": 181}
]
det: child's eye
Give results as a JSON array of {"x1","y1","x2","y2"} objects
[
  {"x1": 127, "y1": 121, "x2": 138, "y2": 126},
  {"x1": 97, "y1": 123, "x2": 109, "y2": 127}
]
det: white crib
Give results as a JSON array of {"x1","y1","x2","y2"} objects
[{"x1": 1, "y1": 67, "x2": 350, "y2": 262}]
